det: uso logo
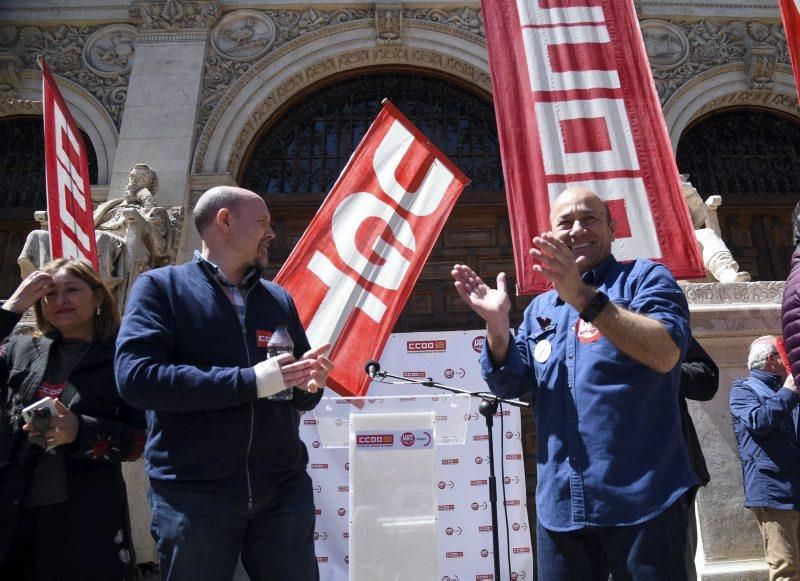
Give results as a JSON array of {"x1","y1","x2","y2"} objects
[
  {"x1": 401, "y1": 432, "x2": 416, "y2": 447},
  {"x1": 472, "y1": 335, "x2": 485, "y2": 353},
  {"x1": 407, "y1": 340, "x2": 446, "y2": 353}
]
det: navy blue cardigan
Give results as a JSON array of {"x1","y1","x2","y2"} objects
[{"x1": 115, "y1": 259, "x2": 322, "y2": 497}]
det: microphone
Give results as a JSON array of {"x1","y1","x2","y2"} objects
[{"x1": 364, "y1": 360, "x2": 381, "y2": 378}]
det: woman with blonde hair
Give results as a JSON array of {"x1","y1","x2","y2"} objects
[{"x1": 0, "y1": 258, "x2": 146, "y2": 580}]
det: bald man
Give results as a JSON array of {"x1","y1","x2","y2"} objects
[
  {"x1": 453, "y1": 187, "x2": 695, "y2": 579},
  {"x1": 116, "y1": 187, "x2": 332, "y2": 580}
]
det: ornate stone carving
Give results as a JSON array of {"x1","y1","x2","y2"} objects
[
  {"x1": 640, "y1": 20, "x2": 688, "y2": 69},
  {"x1": 83, "y1": 24, "x2": 136, "y2": 77},
  {"x1": 1, "y1": 24, "x2": 129, "y2": 127},
  {"x1": 747, "y1": 44, "x2": 778, "y2": 90},
  {"x1": 403, "y1": 7, "x2": 484, "y2": 38},
  {"x1": 196, "y1": 7, "x2": 373, "y2": 143},
  {"x1": 376, "y1": 5, "x2": 403, "y2": 46},
  {"x1": 211, "y1": 10, "x2": 276, "y2": 61},
  {"x1": 0, "y1": 52, "x2": 21, "y2": 98},
  {"x1": 651, "y1": 19, "x2": 789, "y2": 104},
  {"x1": 129, "y1": 0, "x2": 221, "y2": 32}
]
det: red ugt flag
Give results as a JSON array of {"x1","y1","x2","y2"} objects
[
  {"x1": 481, "y1": 0, "x2": 704, "y2": 294},
  {"x1": 40, "y1": 58, "x2": 99, "y2": 269},
  {"x1": 779, "y1": 0, "x2": 800, "y2": 100},
  {"x1": 275, "y1": 100, "x2": 469, "y2": 397}
]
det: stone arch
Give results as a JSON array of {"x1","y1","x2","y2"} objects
[
  {"x1": 1, "y1": 70, "x2": 118, "y2": 184},
  {"x1": 662, "y1": 63, "x2": 800, "y2": 149},
  {"x1": 193, "y1": 19, "x2": 489, "y2": 177}
]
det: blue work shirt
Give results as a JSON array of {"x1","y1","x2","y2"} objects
[{"x1": 481, "y1": 255, "x2": 696, "y2": 531}]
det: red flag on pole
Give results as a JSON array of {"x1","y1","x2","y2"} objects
[
  {"x1": 779, "y1": 0, "x2": 800, "y2": 100},
  {"x1": 480, "y1": 0, "x2": 705, "y2": 294},
  {"x1": 40, "y1": 58, "x2": 99, "y2": 270},
  {"x1": 275, "y1": 100, "x2": 469, "y2": 397}
]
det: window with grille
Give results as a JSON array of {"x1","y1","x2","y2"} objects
[{"x1": 240, "y1": 72, "x2": 503, "y2": 196}]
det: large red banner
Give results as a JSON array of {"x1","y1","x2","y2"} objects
[
  {"x1": 779, "y1": 0, "x2": 800, "y2": 100},
  {"x1": 481, "y1": 0, "x2": 704, "y2": 294},
  {"x1": 40, "y1": 58, "x2": 98, "y2": 269},
  {"x1": 275, "y1": 100, "x2": 469, "y2": 397}
]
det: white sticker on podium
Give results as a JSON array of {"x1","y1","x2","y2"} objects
[{"x1": 355, "y1": 430, "x2": 433, "y2": 450}]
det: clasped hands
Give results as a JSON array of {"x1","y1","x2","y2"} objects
[{"x1": 273, "y1": 343, "x2": 334, "y2": 394}]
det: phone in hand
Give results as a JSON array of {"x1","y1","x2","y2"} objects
[{"x1": 22, "y1": 397, "x2": 58, "y2": 451}]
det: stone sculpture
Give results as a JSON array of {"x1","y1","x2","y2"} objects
[
  {"x1": 18, "y1": 163, "x2": 184, "y2": 309},
  {"x1": 682, "y1": 177, "x2": 750, "y2": 283}
]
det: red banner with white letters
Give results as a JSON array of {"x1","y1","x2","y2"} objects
[
  {"x1": 779, "y1": 0, "x2": 800, "y2": 100},
  {"x1": 481, "y1": 0, "x2": 704, "y2": 294},
  {"x1": 275, "y1": 100, "x2": 469, "y2": 397},
  {"x1": 40, "y1": 58, "x2": 98, "y2": 269}
]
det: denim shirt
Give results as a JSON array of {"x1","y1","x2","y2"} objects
[{"x1": 481, "y1": 255, "x2": 696, "y2": 531}]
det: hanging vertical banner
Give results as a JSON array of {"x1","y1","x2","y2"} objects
[
  {"x1": 481, "y1": 0, "x2": 705, "y2": 294},
  {"x1": 779, "y1": 0, "x2": 800, "y2": 99},
  {"x1": 40, "y1": 58, "x2": 99, "y2": 269},
  {"x1": 275, "y1": 100, "x2": 469, "y2": 398}
]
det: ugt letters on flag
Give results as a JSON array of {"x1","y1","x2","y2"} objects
[
  {"x1": 275, "y1": 100, "x2": 469, "y2": 398},
  {"x1": 481, "y1": 0, "x2": 705, "y2": 294},
  {"x1": 41, "y1": 58, "x2": 99, "y2": 269}
]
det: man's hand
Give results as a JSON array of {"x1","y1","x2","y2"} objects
[
  {"x1": 452, "y1": 264, "x2": 512, "y2": 364},
  {"x1": 277, "y1": 343, "x2": 334, "y2": 394},
  {"x1": 529, "y1": 232, "x2": 592, "y2": 311}
]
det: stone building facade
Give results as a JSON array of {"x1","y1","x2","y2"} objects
[{"x1": 0, "y1": 1, "x2": 798, "y2": 578}]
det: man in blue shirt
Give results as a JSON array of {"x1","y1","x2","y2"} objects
[
  {"x1": 730, "y1": 335, "x2": 800, "y2": 579},
  {"x1": 452, "y1": 187, "x2": 696, "y2": 579}
]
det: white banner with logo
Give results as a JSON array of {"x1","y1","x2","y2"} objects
[{"x1": 303, "y1": 330, "x2": 534, "y2": 581}]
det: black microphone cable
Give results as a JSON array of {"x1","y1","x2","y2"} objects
[{"x1": 499, "y1": 401, "x2": 513, "y2": 579}]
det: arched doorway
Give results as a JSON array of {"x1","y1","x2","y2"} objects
[
  {"x1": 0, "y1": 116, "x2": 98, "y2": 298},
  {"x1": 676, "y1": 108, "x2": 800, "y2": 281},
  {"x1": 240, "y1": 71, "x2": 531, "y2": 332}
]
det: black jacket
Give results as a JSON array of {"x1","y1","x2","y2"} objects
[
  {"x1": 0, "y1": 308, "x2": 146, "y2": 571},
  {"x1": 680, "y1": 337, "x2": 719, "y2": 486}
]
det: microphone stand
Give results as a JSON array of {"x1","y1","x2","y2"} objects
[{"x1": 368, "y1": 367, "x2": 530, "y2": 581}]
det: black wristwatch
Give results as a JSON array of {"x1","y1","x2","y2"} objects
[{"x1": 579, "y1": 291, "x2": 609, "y2": 323}]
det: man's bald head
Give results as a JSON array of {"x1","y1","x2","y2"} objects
[
  {"x1": 194, "y1": 186, "x2": 264, "y2": 236},
  {"x1": 549, "y1": 187, "x2": 610, "y2": 226}
]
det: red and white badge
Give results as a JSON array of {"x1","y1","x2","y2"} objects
[{"x1": 575, "y1": 319, "x2": 602, "y2": 344}]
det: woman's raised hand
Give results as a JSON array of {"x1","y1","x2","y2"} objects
[{"x1": 2, "y1": 271, "x2": 54, "y2": 315}]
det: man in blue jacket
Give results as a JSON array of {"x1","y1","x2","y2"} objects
[
  {"x1": 452, "y1": 187, "x2": 695, "y2": 579},
  {"x1": 731, "y1": 335, "x2": 800, "y2": 579},
  {"x1": 115, "y1": 186, "x2": 333, "y2": 580}
]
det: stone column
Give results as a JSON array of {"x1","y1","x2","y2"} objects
[
  {"x1": 110, "y1": 0, "x2": 221, "y2": 214},
  {"x1": 683, "y1": 281, "x2": 786, "y2": 580}
]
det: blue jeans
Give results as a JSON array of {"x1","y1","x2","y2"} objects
[
  {"x1": 149, "y1": 472, "x2": 318, "y2": 581},
  {"x1": 537, "y1": 493, "x2": 691, "y2": 581}
]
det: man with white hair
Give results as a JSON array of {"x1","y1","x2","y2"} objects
[{"x1": 730, "y1": 335, "x2": 800, "y2": 580}]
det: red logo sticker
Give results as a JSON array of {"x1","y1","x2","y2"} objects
[
  {"x1": 575, "y1": 319, "x2": 602, "y2": 344},
  {"x1": 256, "y1": 329, "x2": 272, "y2": 348}
]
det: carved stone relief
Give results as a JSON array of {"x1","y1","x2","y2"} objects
[
  {"x1": 403, "y1": 7, "x2": 484, "y2": 38},
  {"x1": 649, "y1": 19, "x2": 789, "y2": 104},
  {"x1": 129, "y1": 0, "x2": 221, "y2": 32},
  {"x1": 211, "y1": 10, "x2": 276, "y2": 61},
  {"x1": 83, "y1": 24, "x2": 136, "y2": 77},
  {"x1": 376, "y1": 5, "x2": 403, "y2": 46},
  {"x1": 0, "y1": 52, "x2": 21, "y2": 99},
  {"x1": 0, "y1": 24, "x2": 129, "y2": 127}
]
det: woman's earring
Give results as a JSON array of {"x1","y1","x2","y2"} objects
[{"x1": 96, "y1": 306, "x2": 101, "y2": 316}]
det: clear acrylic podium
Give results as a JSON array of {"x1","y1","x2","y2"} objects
[{"x1": 313, "y1": 394, "x2": 470, "y2": 581}]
